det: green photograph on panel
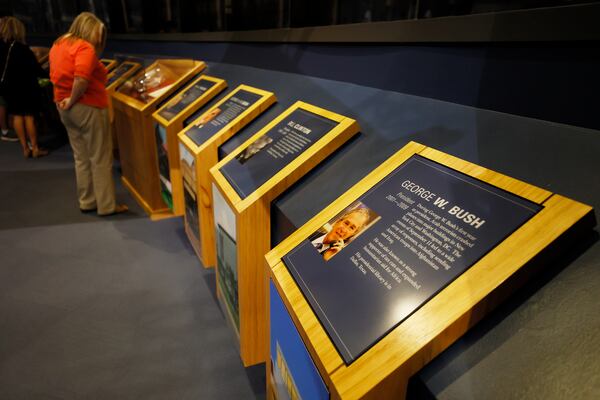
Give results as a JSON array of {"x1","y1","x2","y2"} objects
[
  {"x1": 183, "y1": 182, "x2": 200, "y2": 243},
  {"x1": 213, "y1": 183, "x2": 240, "y2": 331},
  {"x1": 216, "y1": 225, "x2": 239, "y2": 330},
  {"x1": 180, "y1": 143, "x2": 200, "y2": 246}
]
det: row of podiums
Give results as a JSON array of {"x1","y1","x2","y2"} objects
[{"x1": 103, "y1": 57, "x2": 595, "y2": 399}]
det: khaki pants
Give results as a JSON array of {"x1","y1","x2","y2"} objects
[{"x1": 58, "y1": 103, "x2": 116, "y2": 214}]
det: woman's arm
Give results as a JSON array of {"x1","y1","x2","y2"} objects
[
  {"x1": 322, "y1": 240, "x2": 345, "y2": 261},
  {"x1": 24, "y1": 46, "x2": 48, "y2": 79},
  {"x1": 57, "y1": 40, "x2": 97, "y2": 110},
  {"x1": 57, "y1": 76, "x2": 89, "y2": 110}
]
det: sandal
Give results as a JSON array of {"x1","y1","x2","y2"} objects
[
  {"x1": 32, "y1": 148, "x2": 49, "y2": 158},
  {"x1": 23, "y1": 148, "x2": 31, "y2": 158}
]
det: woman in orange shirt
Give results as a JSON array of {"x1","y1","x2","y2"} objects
[{"x1": 50, "y1": 12, "x2": 127, "y2": 215}]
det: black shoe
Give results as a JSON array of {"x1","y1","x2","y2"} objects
[
  {"x1": 80, "y1": 207, "x2": 97, "y2": 214},
  {"x1": 1, "y1": 131, "x2": 18, "y2": 142}
]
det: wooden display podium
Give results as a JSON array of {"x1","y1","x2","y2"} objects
[
  {"x1": 210, "y1": 101, "x2": 360, "y2": 366},
  {"x1": 265, "y1": 141, "x2": 595, "y2": 400},
  {"x1": 111, "y1": 59, "x2": 206, "y2": 218},
  {"x1": 106, "y1": 61, "x2": 142, "y2": 158},
  {"x1": 151, "y1": 75, "x2": 227, "y2": 216},
  {"x1": 177, "y1": 85, "x2": 276, "y2": 267},
  {"x1": 101, "y1": 58, "x2": 118, "y2": 73}
]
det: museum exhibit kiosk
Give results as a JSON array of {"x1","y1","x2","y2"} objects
[
  {"x1": 151, "y1": 74, "x2": 227, "y2": 216},
  {"x1": 264, "y1": 141, "x2": 596, "y2": 399},
  {"x1": 177, "y1": 84, "x2": 276, "y2": 267},
  {"x1": 105, "y1": 61, "x2": 142, "y2": 156},
  {"x1": 101, "y1": 58, "x2": 118, "y2": 73},
  {"x1": 210, "y1": 101, "x2": 360, "y2": 366},
  {"x1": 111, "y1": 59, "x2": 206, "y2": 218}
]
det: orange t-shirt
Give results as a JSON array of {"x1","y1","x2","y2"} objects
[{"x1": 49, "y1": 38, "x2": 108, "y2": 109}]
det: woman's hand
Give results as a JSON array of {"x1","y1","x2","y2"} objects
[
  {"x1": 58, "y1": 77, "x2": 89, "y2": 111},
  {"x1": 323, "y1": 240, "x2": 345, "y2": 261},
  {"x1": 57, "y1": 97, "x2": 73, "y2": 110}
]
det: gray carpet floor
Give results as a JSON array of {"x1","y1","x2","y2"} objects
[{"x1": 0, "y1": 141, "x2": 264, "y2": 399}]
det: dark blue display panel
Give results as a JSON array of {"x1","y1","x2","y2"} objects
[
  {"x1": 283, "y1": 155, "x2": 542, "y2": 364},
  {"x1": 106, "y1": 62, "x2": 135, "y2": 87},
  {"x1": 184, "y1": 89, "x2": 262, "y2": 147},
  {"x1": 270, "y1": 281, "x2": 329, "y2": 400},
  {"x1": 220, "y1": 108, "x2": 338, "y2": 199},
  {"x1": 157, "y1": 78, "x2": 217, "y2": 121}
]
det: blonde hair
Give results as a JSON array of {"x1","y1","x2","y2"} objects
[
  {"x1": 57, "y1": 12, "x2": 106, "y2": 53},
  {"x1": 0, "y1": 16, "x2": 26, "y2": 44}
]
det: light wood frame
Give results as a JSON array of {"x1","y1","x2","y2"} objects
[
  {"x1": 111, "y1": 59, "x2": 206, "y2": 219},
  {"x1": 100, "y1": 58, "x2": 119, "y2": 72},
  {"x1": 151, "y1": 75, "x2": 227, "y2": 216},
  {"x1": 106, "y1": 61, "x2": 142, "y2": 158},
  {"x1": 265, "y1": 141, "x2": 595, "y2": 399},
  {"x1": 210, "y1": 101, "x2": 360, "y2": 366},
  {"x1": 177, "y1": 84, "x2": 276, "y2": 266}
]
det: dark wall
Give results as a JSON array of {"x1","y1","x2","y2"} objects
[{"x1": 96, "y1": 39, "x2": 599, "y2": 130}]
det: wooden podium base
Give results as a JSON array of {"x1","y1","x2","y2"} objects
[{"x1": 121, "y1": 176, "x2": 172, "y2": 220}]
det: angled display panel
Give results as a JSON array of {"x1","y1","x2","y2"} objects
[
  {"x1": 106, "y1": 61, "x2": 141, "y2": 91},
  {"x1": 265, "y1": 141, "x2": 595, "y2": 399},
  {"x1": 183, "y1": 89, "x2": 264, "y2": 147},
  {"x1": 283, "y1": 154, "x2": 541, "y2": 363},
  {"x1": 220, "y1": 108, "x2": 339, "y2": 199}
]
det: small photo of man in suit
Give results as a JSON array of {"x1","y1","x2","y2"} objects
[{"x1": 309, "y1": 201, "x2": 379, "y2": 261}]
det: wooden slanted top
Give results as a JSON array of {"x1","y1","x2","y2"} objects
[
  {"x1": 152, "y1": 74, "x2": 227, "y2": 127},
  {"x1": 100, "y1": 58, "x2": 118, "y2": 72},
  {"x1": 177, "y1": 84, "x2": 275, "y2": 155},
  {"x1": 210, "y1": 101, "x2": 360, "y2": 213},
  {"x1": 266, "y1": 141, "x2": 593, "y2": 399},
  {"x1": 111, "y1": 59, "x2": 206, "y2": 114}
]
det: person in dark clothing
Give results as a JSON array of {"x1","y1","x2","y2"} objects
[
  {"x1": 0, "y1": 17, "x2": 47, "y2": 158},
  {"x1": 0, "y1": 17, "x2": 18, "y2": 142}
]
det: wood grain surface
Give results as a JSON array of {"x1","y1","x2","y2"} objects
[{"x1": 265, "y1": 141, "x2": 594, "y2": 399}]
